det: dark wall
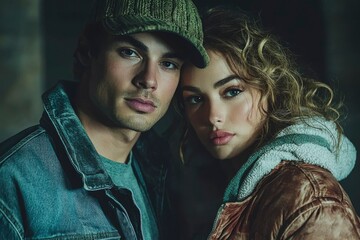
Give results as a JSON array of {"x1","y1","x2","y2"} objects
[
  {"x1": 194, "y1": 0, "x2": 327, "y2": 81},
  {"x1": 0, "y1": 1, "x2": 43, "y2": 140},
  {"x1": 41, "y1": 0, "x2": 91, "y2": 89}
]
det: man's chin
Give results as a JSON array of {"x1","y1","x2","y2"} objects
[{"x1": 122, "y1": 119, "x2": 156, "y2": 132}]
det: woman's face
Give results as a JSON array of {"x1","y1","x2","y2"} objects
[{"x1": 181, "y1": 50, "x2": 267, "y2": 160}]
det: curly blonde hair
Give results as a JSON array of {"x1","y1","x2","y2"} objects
[{"x1": 176, "y1": 6, "x2": 343, "y2": 160}]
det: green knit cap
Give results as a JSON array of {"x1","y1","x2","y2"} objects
[{"x1": 93, "y1": 0, "x2": 209, "y2": 68}]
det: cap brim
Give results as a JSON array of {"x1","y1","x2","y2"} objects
[{"x1": 102, "y1": 16, "x2": 209, "y2": 68}]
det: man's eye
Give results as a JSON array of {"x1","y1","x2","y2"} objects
[
  {"x1": 224, "y1": 88, "x2": 242, "y2": 98},
  {"x1": 119, "y1": 48, "x2": 138, "y2": 57},
  {"x1": 161, "y1": 61, "x2": 179, "y2": 70}
]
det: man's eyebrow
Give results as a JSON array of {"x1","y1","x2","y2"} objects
[
  {"x1": 115, "y1": 35, "x2": 148, "y2": 52},
  {"x1": 163, "y1": 52, "x2": 184, "y2": 60},
  {"x1": 114, "y1": 35, "x2": 184, "y2": 60}
]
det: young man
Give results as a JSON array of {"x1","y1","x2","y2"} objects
[{"x1": 0, "y1": 0, "x2": 208, "y2": 239}]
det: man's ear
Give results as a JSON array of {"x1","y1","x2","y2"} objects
[{"x1": 74, "y1": 36, "x2": 92, "y2": 67}]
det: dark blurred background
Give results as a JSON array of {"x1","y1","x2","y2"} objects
[{"x1": 0, "y1": 0, "x2": 359, "y2": 222}]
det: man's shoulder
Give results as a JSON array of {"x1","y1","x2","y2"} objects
[{"x1": 0, "y1": 125, "x2": 47, "y2": 166}]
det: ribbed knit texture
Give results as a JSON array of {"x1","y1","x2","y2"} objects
[
  {"x1": 223, "y1": 117, "x2": 357, "y2": 202},
  {"x1": 93, "y1": 0, "x2": 209, "y2": 67}
]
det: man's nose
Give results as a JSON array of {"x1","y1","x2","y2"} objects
[{"x1": 132, "y1": 61, "x2": 158, "y2": 90}]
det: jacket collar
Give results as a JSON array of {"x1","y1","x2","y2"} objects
[
  {"x1": 223, "y1": 117, "x2": 356, "y2": 202},
  {"x1": 41, "y1": 80, "x2": 113, "y2": 191}
]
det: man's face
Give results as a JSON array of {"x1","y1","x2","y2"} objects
[{"x1": 87, "y1": 32, "x2": 184, "y2": 131}]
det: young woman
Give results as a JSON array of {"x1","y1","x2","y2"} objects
[{"x1": 177, "y1": 6, "x2": 360, "y2": 239}]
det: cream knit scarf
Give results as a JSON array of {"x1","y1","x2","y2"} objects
[{"x1": 224, "y1": 117, "x2": 357, "y2": 202}]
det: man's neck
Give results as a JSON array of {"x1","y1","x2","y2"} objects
[
  {"x1": 77, "y1": 107, "x2": 140, "y2": 163},
  {"x1": 73, "y1": 78, "x2": 142, "y2": 163},
  {"x1": 73, "y1": 82, "x2": 140, "y2": 163}
]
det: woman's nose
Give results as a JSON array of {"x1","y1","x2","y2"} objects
[{"x1": 207, "y1": 101, "x2": 224, "y2": 127}]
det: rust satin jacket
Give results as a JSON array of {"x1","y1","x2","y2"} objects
[
  {"x1": 208, "y1": 118, "x2": 359, "y2": 239},
  {"x1": 209, "y1": 161, "x2": 360, "y2": 239}
]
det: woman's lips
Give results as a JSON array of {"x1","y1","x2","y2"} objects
[
  {"x1": 125, "y1": 98, "x2": 156, "y2": 113},
  {"x1": 209, "y1": 130, "x2": 235, "y2": 145}
]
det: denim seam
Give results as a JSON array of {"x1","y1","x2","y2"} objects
[
  {"x1": 0, "y1": 199, "x2": 23, "y2": 239},
  {"x1": 29, "y1": 231, "x2": 120, "y2": 240},
  {"x1": 0, "y1": 127, "x2": 45, "y2": 165}
]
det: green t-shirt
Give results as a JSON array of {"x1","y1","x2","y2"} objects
[{"x1": 100, "y1": 152, "x2": 159, "y2": 240}]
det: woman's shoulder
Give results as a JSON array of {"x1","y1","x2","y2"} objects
[
  {"x1": 257, "y1": 160, "x2": 346, "y2": 203},
  {"x1": 250, "y1": 160, "x2": 360, "y2": 239},
  {"x1": 208, "y1": 160, "x2": 360, "y2": 239}
]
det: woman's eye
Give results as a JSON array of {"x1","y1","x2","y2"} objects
[
  {"x1": 224, "y1": 88, "x2": 242, "y2": 98},
  {"x1": 184, "y1": 95, "x2": 202, "y2": 105}
]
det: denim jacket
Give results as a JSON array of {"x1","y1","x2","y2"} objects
[{"x1": 0, "y1": 81, "x2": 173, "y2": 239}]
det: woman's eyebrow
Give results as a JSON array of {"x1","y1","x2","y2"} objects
[
  {"x1": 213, "y1": 75, "x2": 239, "y2": 88},
  {"x1": 181, "y1": 85, "x2": 201, "y2": 93},
  {"x1": 181, "y1": 75, "x2": 240, "y2": 93}
]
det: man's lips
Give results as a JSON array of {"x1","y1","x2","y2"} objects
[
  {"x1": 125, "y1": 98, "x2": 156, "y2": 113},
  {"x1": 209, "y1": 130, "x2": 235, "y2": 145}
]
